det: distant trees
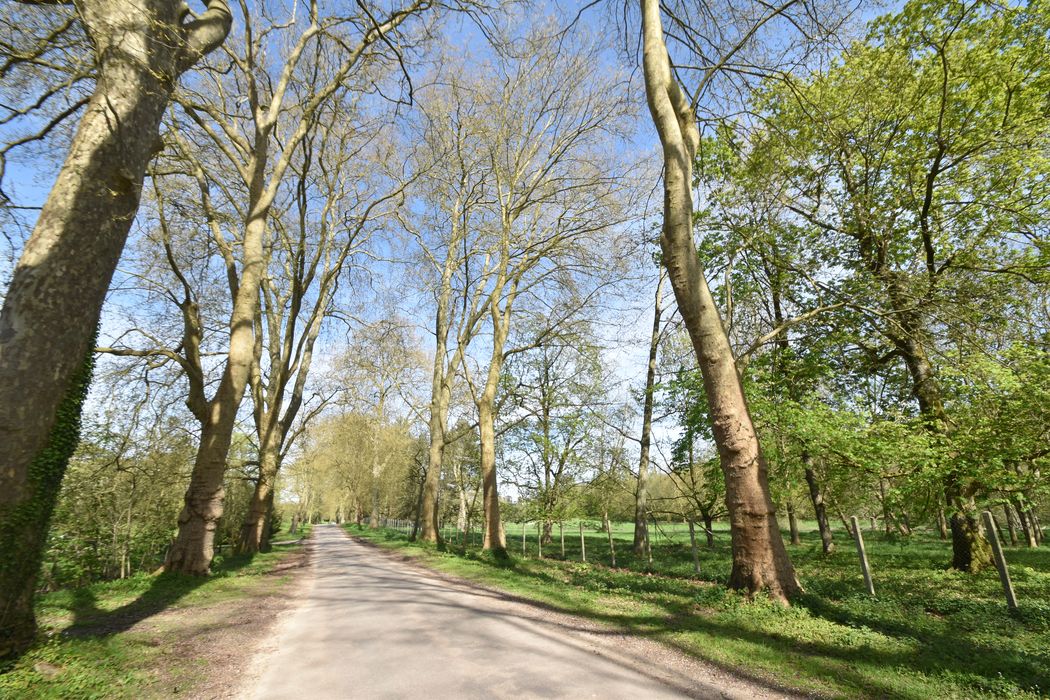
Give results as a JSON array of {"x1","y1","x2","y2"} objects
[
  {"x1": 409, "y1": 29, "x2": 635, "y2": 549},
  {"x1": 289, "y1": 411, "x2": 419, "y2": 526}
]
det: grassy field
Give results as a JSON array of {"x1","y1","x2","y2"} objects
[
  {"x1": 349, "y1": 520, "x2": 1050, "y2": 699},
  {"x1": 0, "y1": 523, "x2": 310, "y2": 699}
]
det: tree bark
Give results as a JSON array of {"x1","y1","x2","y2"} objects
[
  {"x1": 237, "y1": 438, "x2": 280, "y2": 554},
  {"x1": 479, "y1": 390, "x2": 507, "y2": 552},
  {"x1": 420, "y1": 378, "x2": 448, "y2": 543},
  {"x1": 702, "y1": 512, "x2": 715, "y2": 548},
  {"x1": 0, "y1": 0, "x2": 230, "y2": 653},
  {"x1": 477, "y1": 279, "x2": 516, "y2": 554},
  {"x1": 786, "y1": 501, "x2": 801, "y2": 546},
  {"x1": 0, "y1": 344, "x2": 94, "y2": 657},
  {"x1": 950, "y1": 506, "x2": 993, "y2": 571},
  {"x1": 1002, "y1": 505, "x2": 1017, "y2": 546},
  {"x1": 640, "y1": 0, "x2": 798, "y2": 601},
  {"x1": 803, "y1": 457, "x2": 834, "y2": 555},
  {"x1": 634, "y1": 269, "x2": 664, "y2": 556},
  {"x1": 165, "y1": 197, "x2": 268, "y2": 573},
  {"x1": 419, "y1": 249, "x2": 460, "y2": 544}
]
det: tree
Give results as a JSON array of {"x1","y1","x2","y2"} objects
[
  {"x1": 503, "y1": 326, "x2": 608, "y2": 544},
  {"x1": 633, "y1": 263, "x2": 665, "y2": 556},
  {"x1": 234, "y1": 107, "x2": 412, "y2": 552},
  {"x1": 338, "y1": 319, "x2": 427, "y2": 529},
  {"x1": 0, "y1": 0, "x2": 231, "y2": 656},
  {"x1": 413, "y1": 29, "x2": 634, "y2": 550},
  {"x1": 157, "y1": 0, "x2": 435, "y2": 573},
  {"x1": 639, "y1": 0, "x2": 803, "y2": 600},
  {"x1": 734, "y1": 0, "x2": 1050, "y2": 570}
]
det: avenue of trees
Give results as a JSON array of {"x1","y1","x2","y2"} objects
[{"x1": 0, "y1": 0, "x2": 1047, "y2": 660}]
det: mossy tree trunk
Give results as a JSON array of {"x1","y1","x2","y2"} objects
[{"x1": 0, "y1": 0, "x2": 230, "y2": 656}]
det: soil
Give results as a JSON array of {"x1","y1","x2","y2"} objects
[{"x1": 69, "y1": 544, "x2": 311, "y2": 699}]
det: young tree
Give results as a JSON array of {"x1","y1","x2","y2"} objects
[
  {"x1": 503, "y1": 327, "x2": 608, "y2": 544},
  {"x1": 633, "y1": 264, "x2": 665, "y2": 556}
]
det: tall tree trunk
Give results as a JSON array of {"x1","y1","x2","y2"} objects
[
  {"x1": 420, "y1": 267, "x2": 458, "y2": 543},
  {"x1": 420, "y1": 394, "x2": 446, "y2": 543},
  {"x1": 479, "y1": 394, "x2": 507, "y2": 552},
  {"x1": 634, "y1": 269, "x2": 664, "y2": 556},
  {"x1": 237, "y1": 436, "x2": 281, "y2": 554},
  {"x1": 166, "y1": 201, "x2": 268, "y2": 574},
  {"x1": 936, "y1": 508, "x2": 948, "y2": 540},
  {"x1": 803, "y1": 456, "x2": 834, "y2": 555},
  {"x1": 0, "y1": 344, "x2": 94, "y2": 657},
  {"x1": 478, "y1": 287, "x2": 516, "y2": 554},
  {"x1": 640, "y1": 0, "x2": 798, "y2": 601},
  {"x1": 0, "y1": 1, "x2": 230, "y2": 652}
]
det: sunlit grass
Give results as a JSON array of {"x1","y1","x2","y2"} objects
[
  {"x1": 350, "y1": 521, "x2": 1050, "y2": 699},
  {"x1": 0, "y1": 544, "x2": 306, "y2": 699}
]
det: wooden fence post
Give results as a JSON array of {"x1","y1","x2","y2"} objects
[
  {"x1": 982, "y1": 510, "x2": 1018, "y2": 611},
  {"x1": 687, "y1": 520, "x2": 700, "y2": 575},
  {"x1": 642, "y1": 518, "x2": 651, "y2": 566},
  {"x1": 580, "y1": 521, "x2": 586, "y2": 563},
  {"x1": 851, "y1": 516, "x2": 875, "y2": 596}
]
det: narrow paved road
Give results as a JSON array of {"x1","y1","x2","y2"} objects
[{"x1": 243, "y1": 525, "x2": 794, "y2": 700}]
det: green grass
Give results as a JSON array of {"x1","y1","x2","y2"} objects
[
  {"x1": 0, "y1": 541, "x2": 307, "y2": 699},
  {"x1": 349, "y1": 520, "x2": 1050, "y2": 699}
]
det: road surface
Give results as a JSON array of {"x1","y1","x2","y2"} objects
[{"x1": 243, "y1": 524, "x2": 795, "y2": 700}]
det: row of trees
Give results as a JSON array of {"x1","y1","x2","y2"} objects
[{"x1": 0, "y1": 0, "x2": 1046, "y2": 661}]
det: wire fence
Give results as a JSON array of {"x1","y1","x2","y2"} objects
[{"x1": 366, "y1": 516, "x2": 727, "y2": 566}]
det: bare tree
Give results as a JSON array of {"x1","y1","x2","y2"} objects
[
  {"x1": 159, "y1": 0, "x2": 436, "y2": 573},
  {"x1": 411, "y1": 31, "x2": 636, "y2": 549},
  {"x1": 236, "y1": 110, "x2": 410, "y2": 552}
]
